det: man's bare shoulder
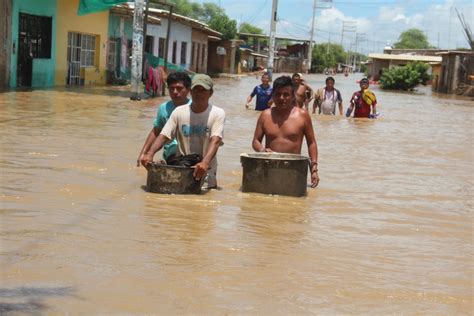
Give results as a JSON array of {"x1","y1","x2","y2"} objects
[
  {"x1": 259, "y1": 108, "x2": 273, "y2": 118},
  {"x1": 291, "y1": 106, "x2": 309, "y2": 116}
]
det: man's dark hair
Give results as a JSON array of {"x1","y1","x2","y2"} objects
[
  {"x1": 326, "y1": 76, "x2": 335, "y2": 84},
  {"x1": 360, "y1": 77, "x2": 369, "y2": 85},
  {"x1": 272, "y1": 76, "x2": 294, "y2": 93},
  {"x1": 167, "y1": 72, "x2": 191, "y2": 88},
  {"x1": 262, "y1": 72, "x2": 270, "y2": 78}
]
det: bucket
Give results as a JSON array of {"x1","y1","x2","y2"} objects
[
  {"x1": 240, "y1": 153, "x2": 309, "y2": 197},
  {"x1": 146, "y1": 163, "x2": 203, "y2": 194}
]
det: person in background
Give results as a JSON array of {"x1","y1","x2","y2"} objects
[
  {"x1": 252, "y1": 75, "x2": 319, "y2": 188},
  {"x1": 246, "y1": 73, "x2": 273, "y2": 111},
  {"x1": 313, "y1": 76, "x2": 343, "y2": 115},
  {"x1": 137, "y1": 72, "x2": 191, "y2": 166},
  {"x1": 292, "y1": 73, "x2": 313, "y2": 109},
  {"x1": 140, "y1": 74, "x2": 226, "y2": 189},
  {"x1": 346, "y1": 77, "x2": 378, "y2": 118}
]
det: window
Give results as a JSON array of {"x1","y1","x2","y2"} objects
[
  {"x1": 158, "y1": 37, "x2": 165, "y2": 58},
  {"x1": 172, "y1": 41, "x2": 177, "y2": 64},
  {"x1": 196, "y1": 43, "x2": 200, "y2": 71},
  {"x1": 145, "y1": 35, "x2": 154, "y2": 54},
  {"x1": 80, "y1": 34, "x2": 96, "y2": 67},
  {"x1": 19, "y1": 13, "x2": 52, "y2": 58},
  {"x1": 191, "y1": 42, "x2": 195, "y2": 67},
  {"x1": 201, "y1": 44, "x2": 206, "y2": 67},
  {"x1": 180, "y1": 42, "x2": 187, "y2": 65}
]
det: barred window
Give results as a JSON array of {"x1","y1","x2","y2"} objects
[{"x1": 80, "y1": 34, "x2": 96, "y2": 67}]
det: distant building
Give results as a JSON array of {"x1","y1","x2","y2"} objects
[
  {"x1": 237, "y1": 33, "x2": 311, "y2": 74},
  {"x1": 367, "y1": 53, "x2": 442, "y2": 81},
  {"x1": 108, "y1": 5, "x2": 221, "y2": 82},
  {"x1": 1, "y1": 1, "x2": 221, "y2": 89},
  {"x1": 433, "y1": 51, "x2": 474, "y2": 96}
]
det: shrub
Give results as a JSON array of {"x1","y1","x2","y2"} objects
[{"x1": 380, "y1": 62, "x2": 431, "y2": 90}]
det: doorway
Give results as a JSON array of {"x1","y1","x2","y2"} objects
[{"x1": 17, "y1": 13, "x2": 52, "y2": 87}]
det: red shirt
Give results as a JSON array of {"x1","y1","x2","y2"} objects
[{"x1": 350, "y1": 91, "x2": 376, "y2": 118}]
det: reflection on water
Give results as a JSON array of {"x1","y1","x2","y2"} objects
[{"x1": 0, "y1": 75, "x2": 472, "y2": 314}]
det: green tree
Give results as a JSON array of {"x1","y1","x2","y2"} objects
[
  {"x1": 393, "y1": 28, "x2": 433, "y2": 49},
  {"x1": 380, "y1": 62, "x2": 431, "y2": 90},
  {"x1": 165, "y1": 0, "x2": 237, "y2": 40},
  {"x1": 208, "y1": 14, "x2": 237, "y2": 40},
  {"x1": 239, "y1": 22, "x2": 264, "y2": 34},
  {"x1": 311, "y1": 43, "x2": 347, "y2": 72}
]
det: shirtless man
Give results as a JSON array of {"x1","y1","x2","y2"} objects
[
  {"x1": 252, "y1": 75, "x2": 320, "y2": 187},
  {"x1": 292, "y1": 73, "x2": 313, "y2": 109}
]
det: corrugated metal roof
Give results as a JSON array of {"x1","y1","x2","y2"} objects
[
  {"x1": 116, "y1": 4, "x2": 222, "y2": 38},
  {"x1": 368, "y1": 53, "x2": 442, "y2": 62}
]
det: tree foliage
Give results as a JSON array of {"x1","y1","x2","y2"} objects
[
  {"x1": 239, "y1": 22, "x2": 264, "y2": 34},
  {"x1": 393, "y1": 28, "x2": 433, "y2": 49},
  {"x1": 311, "y1": 43, "x2": 347, "y2": 72},
  {"x1": 208, "y1": 14, "x2": 237, "y2": 40},
  {"x1": 164, "y1": 0, "x2": 237, "y2": 40},
  {"x1": 380, "y1": 62, "x2": 431, "y2": 90}
]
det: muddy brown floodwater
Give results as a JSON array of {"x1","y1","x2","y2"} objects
[{"x1": 1, "y1": 74, "x2": 473, "y2": 314}]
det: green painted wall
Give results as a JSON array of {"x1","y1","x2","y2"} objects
[
  {"x1": 108, "y1": 14, "x2": 133, "y2": 80},
  {"x1": 108, "y1": 14, "x2": 132, "y2": 39},
  {"x1": 10, "y1": 0, "x2": 57, "y2": 87}
]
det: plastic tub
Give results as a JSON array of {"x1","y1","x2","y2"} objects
[
  {"x1": 240, "y1": 153, "x2": 309, "y2": 197},
  {"x1": 146, "y1": 163, "x2": 203, "y2": 194}
]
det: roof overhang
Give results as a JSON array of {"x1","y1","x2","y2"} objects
[
  {"x1": 115, "y1": 4, "x2": 222, "y2": 38},
  {"x1": 368, "y1": 53, "x2": 442, "y2": 62}
]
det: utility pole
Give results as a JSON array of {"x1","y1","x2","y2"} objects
[
  {"x1": 307, "y1": 0, "x2": 332, "y2": 73},
  {"x1": 267, "y1": 0, "x2": 278, "y2": 81},
  {"x1": 307, "y1": 0, "x2": 317, "y2": 74},
  {"x1": 354, "y1": 33, "x2": 366, "y2": 72},
  {"x1": 340, "y1": 20, "x2": 356, "y2": 49},
  {"x1": 130, "y1": 0, "x2": 145, "y2": 101}
]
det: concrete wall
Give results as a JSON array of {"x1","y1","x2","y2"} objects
[
  {"x1": 9, "y1": 0, "x2": 57, "y2": 87},
  {"x1": 0, "y1": 0, "x2": 12, "y2": 88},
  {"x1": 208, "y1": 40, "x2": 232, "y2": 74},
  {"x1": 368, "y1": 59, "x2": 389, "y2": 80},
  {"x1": 276, "y1": 57, "x2": 304, "y2": 74},
  {"x1": 56, "y1": 0, "x2": 109, "y2": 85}
]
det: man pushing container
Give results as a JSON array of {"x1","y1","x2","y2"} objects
[
  {"x1": 140, "y1": 74, "x2": 226, "y2": 190},
  {"x1": 252, "y1": 75, "x2": 320, "y2": 188}
]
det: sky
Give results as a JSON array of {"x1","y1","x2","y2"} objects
[{"x1": 194, "y1": 0, "x2": 473, "y2": 54}]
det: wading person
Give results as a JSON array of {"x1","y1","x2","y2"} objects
[
  {"x1": 346, "y1": 77, "x2": 378, "y2": 118},
  {"x1": 141, "y1": 74, "x2": 226, "y2": 189},
  {"x1": 292, "y1": 73, "x2": 313, "y2": 109},
  {"x1": 252, "y1": 76, "x2": 319, "y2": 187},
  {"x1": 245, "y1": 73, "x2": 273, "y2": 111},
  {"x1": 313, "y1": 76, "x2": 343, "y2": 115},
  {"x1": 137, "y1": 72, "x2": 192, "y2": 166}
]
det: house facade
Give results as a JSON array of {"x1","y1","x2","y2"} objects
[
  {"x1": 55, "y1": 0, "x2": 109, "y2": 86},
  {"x1": 9, "y1": 0, "x2": 57, "y2": 88},
  {"x1": 108, "y1": 5, "x2": 221, "y2": 81}
]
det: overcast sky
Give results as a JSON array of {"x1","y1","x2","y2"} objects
[{"x1": 195, "y1": 0, "x2": 473, "y2": 53}]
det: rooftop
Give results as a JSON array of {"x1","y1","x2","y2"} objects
[{"x1": 368, "y1": 53, "x2": 442, "y2": 62}]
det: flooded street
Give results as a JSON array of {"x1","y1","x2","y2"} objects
[{"x1": 1, "y1": 74, "x2": 472, "y2": 314}]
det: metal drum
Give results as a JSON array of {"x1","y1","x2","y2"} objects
[{"x1": 240, "y1": 153, "x2": 309, "y2": 197}]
